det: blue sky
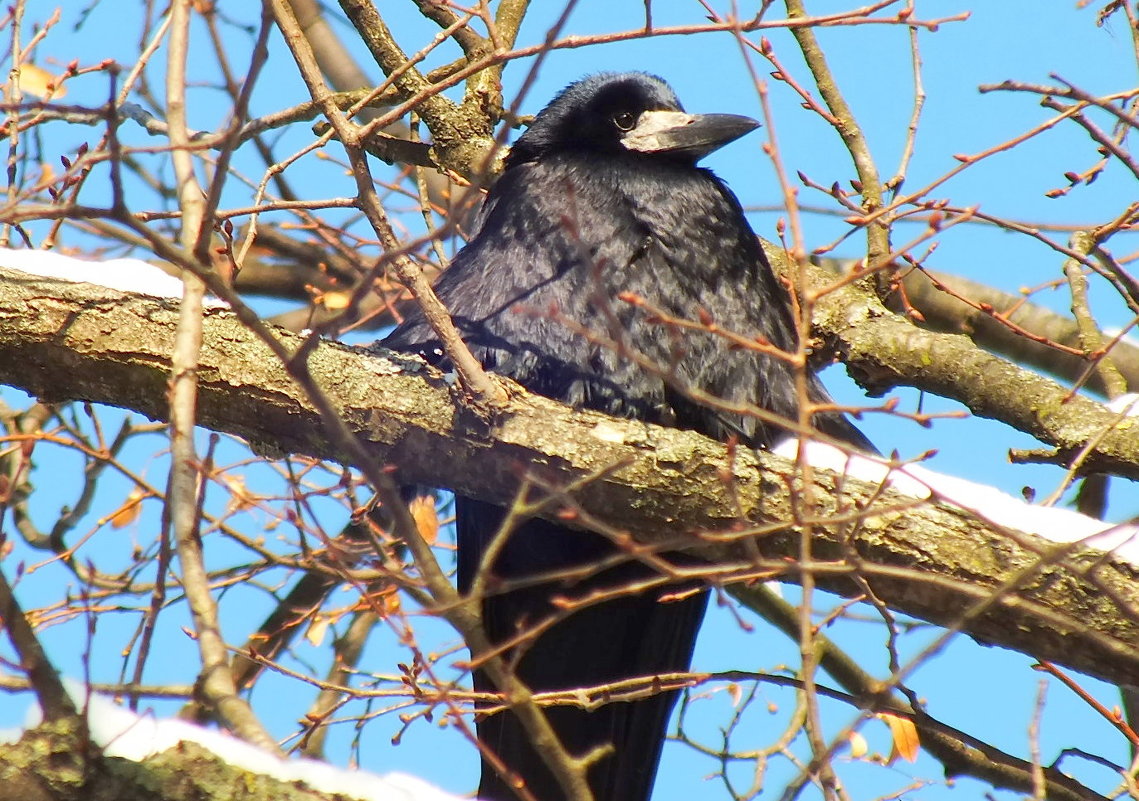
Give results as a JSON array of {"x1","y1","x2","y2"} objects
[{"x1": 4, "y1": 3, "x2": 1138, "y2": 800}]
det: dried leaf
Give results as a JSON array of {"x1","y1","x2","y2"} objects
[
  {"x1": 222, "y1": 474, "x2": 256, "y2": 511},
  {"x1": 363, "y1": 585, "x2": 402, "y2": 618},
  {"x1": 847, "y1": 730, "x2": 868, "y2": 759},
  {"x1": 320, "y1": 290, "x2": 352, "y2": 310},
  {"x1": 409, "y1": 495, "x2": 439, "y2": 545},
  {"x1": 879, "y1": 712, "x2": 920, "y2": 763},
  {"x1": 110, "y1": 489, "x2": 145, "y2": 529},
  {"x1": 18, "y1": 64, "x2": 66, "y2": 99},
  {"x1": 305, "y1": 614, "x2": 331, "y2": 647}
]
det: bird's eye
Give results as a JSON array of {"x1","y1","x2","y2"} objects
[{"x1": 612, "y1": 110, "x2": 637, "y2": 131}]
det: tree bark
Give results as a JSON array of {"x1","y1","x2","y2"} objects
[{"x1": 0, "y1": 266, "x2": 1135, "y2": 688}]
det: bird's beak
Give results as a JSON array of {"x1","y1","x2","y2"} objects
[{"x1": 620, "y1": 110, "x2": 760, "y2": 160}]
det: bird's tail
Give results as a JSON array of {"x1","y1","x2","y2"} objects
[{"x1": 460, "y1": 504, "x2": 707, "y2": 801}]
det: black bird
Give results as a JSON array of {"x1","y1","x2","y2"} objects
[{"x1": 383, "y1": 72, "x2": 870, "y2": 801}]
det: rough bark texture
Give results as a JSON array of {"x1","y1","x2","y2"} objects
[
  {"x1": 0, "y1": 719, "x2": 338, "y2": 801},
  {"x1": 0, "y1": 267, "x2": 1136, "y2": 689},
  {"x1": 774, "y1": 252, "x2": 1139, "y2": 480}
]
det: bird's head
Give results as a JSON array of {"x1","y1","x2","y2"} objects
[{"x1": 505, "y1": 72, "x2": 759, "y2": 168}]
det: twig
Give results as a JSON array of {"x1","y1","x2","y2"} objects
[
  {"x1": 164, "y1": 0, "x2": 277, "y2": 752},
  {"x1": 0, "y1": 566, "x2": 78, "y2": 722}
]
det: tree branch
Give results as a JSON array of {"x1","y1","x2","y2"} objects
[
  {"x1": 0, "y1": 267, "x2": 1135, "y2": 690},
  {"x1": 789, "y1": 251, "x2": 1139, "y2": 479}
]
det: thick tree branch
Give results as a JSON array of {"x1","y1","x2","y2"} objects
[
  {"x1": 0, "y1": 733, "x2": 351, "y2": 801},
  {"x1": 783, "y1": 251, "x2": 1139, "y2": 479},
  {"x1": 335, "y1": 0, "x2": 497, "y2": 174},
  {"x1": 0, "y1": 267, "x2": 1135, "y2": 690},
  {"x1": 817, "y1": 259, "x2": 1139, "y2": 398}
]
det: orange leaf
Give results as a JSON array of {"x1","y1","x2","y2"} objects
[
  {"x1": 879, "y1": 712, "x2": 920, "y2": 763},
  {"x1": 319, "y1": 290, "x2": 352, "y2": 310},
  {"x1": 110, "y1": 489, "x2": 145, "y2": 529},
  {"x1": 363, "y1": 585, "x2": 402, "y2": 617},
  {"x1": 18, "y1": 64, "x2": 66, "y2": 99},
  {"x1": 409, "y1": 495, "x2": 439, "y2": 545}
]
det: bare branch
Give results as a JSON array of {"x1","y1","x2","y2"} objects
[{"x1": 0, "y1": 268, "x2": 1135, "y2": 691}]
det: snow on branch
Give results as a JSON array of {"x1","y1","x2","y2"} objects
[
  {"x1": 0, "y1": 262, "x2": 1135, "y2": 687},
  {"x1": 4, "y1": 684, "x2": 465, "y2": 801}
]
